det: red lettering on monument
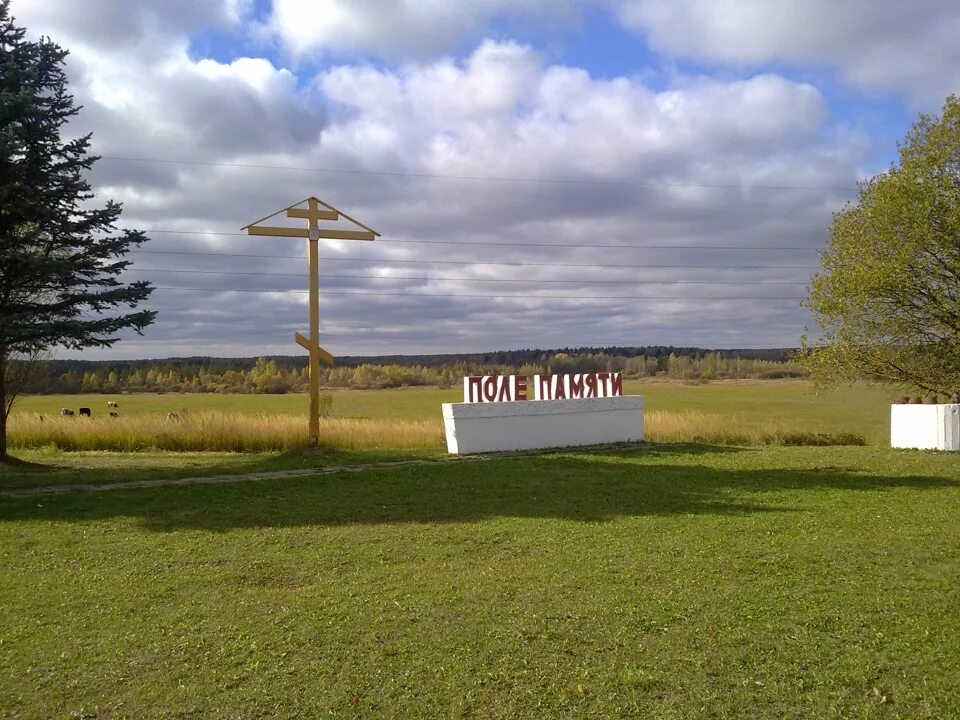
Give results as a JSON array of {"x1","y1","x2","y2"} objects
[
  {"x1": 597, "y1": 372, "x2": 610, "y2": 396},
  {"x1": 515, "y1": 375, "x2": 527, "y2": 400},
  {"x1": 464, "y1": 372, "x2": 626, "y2": 403},
  {"x1": 610, "y1": 372, "x2": 623, "y2": 396},
  {"x1": 483, "y1": 376, "x2": 497, "y2": 402},
  {"x1": 538, "y1": 375, "x2": 552, "y2": 401},
  {"x1": 466, "y1": 376, "x2": 482, "y2": 403},
  {"x1": 584, "y1": 373, "x2": 598, "y2": 398},
  {"x1": 568, "y1": 374, "x2": 584, "y2": 398},
  {"x1": 554, "y1": 375, "x2": 567, "y2": 399}
]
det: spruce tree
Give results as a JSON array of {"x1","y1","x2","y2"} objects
[{"x1": 0, "y1": 1, "x2": 155, "y2": 457}]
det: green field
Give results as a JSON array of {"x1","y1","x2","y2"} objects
[
  {"x1": 2, "y1": 382, "x2": 958, "y2": 716},
  {"x1": 2, "y1": 444, "x2": 959, "y2": 718},
  {"x1": 15, "y1": 379, "x2": 896, "y2": 442}
]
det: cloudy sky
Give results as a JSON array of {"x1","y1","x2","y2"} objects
[{"x1": 12, "y1": 0, "x2": 960, "y2": 359}]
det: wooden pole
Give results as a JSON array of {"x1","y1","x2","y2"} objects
[{"x1": 308, "y1": 200, "x2": 320, "y2": 445}]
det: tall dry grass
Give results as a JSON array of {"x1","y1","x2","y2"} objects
[
  {"x1": 7, "y1": 409, "x2": 863, "y2": 453},
  {"x1": 645, "y1": 410, "x2": 864, "y2": 446},
  {"x1": 8, "y1": 411, "x2": 444, "y2": 452}
]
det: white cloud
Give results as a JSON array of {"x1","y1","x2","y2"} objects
[
  {"x1": 11, "y1": 0, "x2": 246, "y2": 45},
  {"x1": 11, "y1": 0, "x2": 319, "y2": 162},
  {"x1": 263, "y1": 0, "x2": 577, "y2": 60},
  {"x1": 121, "y1": 43, "x2": 859, "y2": 356},
  {"x1": 9, "y1": 0, "x2": 868, "y2": 356},
  {"x1": 616, "y1": 0, "x2": 960, "y2": 107},
  {"x1": 316, "y1": 46, "x2": 836, "y2": 196}
]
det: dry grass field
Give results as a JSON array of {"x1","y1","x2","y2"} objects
[
  {"x1": 6, "y1": 407, "x2": 863, "y2": 453},
  {"x1": 6, "y1": 379, "x2": 893, "y2": 453},
  {"x1": 7, "y1": 411, "x2": 443, "y2": 452}
]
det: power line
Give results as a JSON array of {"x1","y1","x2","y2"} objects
[
  {"x1": 129, "y1": 228, "x2": 817, "y2": 251},
  {"x1": 129, "y1": 250, "x2": 817, "y2": 270},
  {"x1": 131, "y1": 332, "x2": 450, "y2": 342},
  {"x1": 127, "y1": 268, "x2": 808, "y2": 285},
  {"x1": 99, "y1": 154, "x2": 858, "y2": 192},
  {"x1": 152, "y1": 286, "x2": 803, "y2": 301}
]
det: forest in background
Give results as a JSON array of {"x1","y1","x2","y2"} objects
[{"x1": 23, "y1": 347, "x2": 804, "y2": 394}]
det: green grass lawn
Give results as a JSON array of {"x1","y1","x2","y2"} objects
[
  {"x1": 15, "y1": 379, "x2": 897, "y2": 442},
  {"x1": 2, "y1": 444, "x2": 959, "y2": 718}
]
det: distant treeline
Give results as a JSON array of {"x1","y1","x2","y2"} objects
[{"x1": 24, "y1": 347, "x2": 805, "y2": 394}]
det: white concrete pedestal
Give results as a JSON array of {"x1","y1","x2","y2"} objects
[
  {"x1": 890, "y1": 404, "x2": 960, "y2": 451},
  {"x1": 442, "y1": 396, "x2": 644, "y2": 454}
]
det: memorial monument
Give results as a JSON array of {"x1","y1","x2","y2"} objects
[
  {"x1": 243, "y1": 197, "x2": 379, "y2": 445},
  {"x1": 443, "y1": 371, "x2": 644, "y2": 454}
]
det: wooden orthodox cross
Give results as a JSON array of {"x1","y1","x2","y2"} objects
[{"x1": 242, "y1": 197, "x2": 380, "y2": 445}]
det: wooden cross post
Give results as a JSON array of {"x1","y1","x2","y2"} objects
[{"x1": 243, "y1": 197, "x2": 379, "y2": 445}]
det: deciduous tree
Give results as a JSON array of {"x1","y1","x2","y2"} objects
[{"x1": 802, "y1": 95, "x2": 960, "y2": 395}]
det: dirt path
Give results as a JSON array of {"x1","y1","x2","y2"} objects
[{"x1": 0, "y1": 456, "x2": 489, "y2": 498}]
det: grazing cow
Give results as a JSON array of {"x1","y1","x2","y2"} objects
[
  {"x1": 166, "y1": 412, "x2": 180, "y2": 422},
  {"x1": 107, "y1": 401, "x2": 119, "y2": 408},
  {"x1": 79, "y1": 407, "x2": 92, "y2": 417},
  {"x1": 60, "y1": 408, "x2": 75, "y2": 416},
  {"x1": 109, "y1": 412, "x2": 119, "y2": 418}
]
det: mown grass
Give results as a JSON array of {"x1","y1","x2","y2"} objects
[{"x1": 2, "y1": 444, "x2": 959, "y2": 718}]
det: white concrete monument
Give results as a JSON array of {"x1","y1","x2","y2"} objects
[
  {"x1": 443, "y1": 371, "x2": 644, "y2": 454},
  {"x1": 890, "y1": 403, "x2": 960, "y2": 451}
]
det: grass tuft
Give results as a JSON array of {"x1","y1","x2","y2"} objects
[{"x1": 779, "y1": 431, "x2": 866, "y2": 446}]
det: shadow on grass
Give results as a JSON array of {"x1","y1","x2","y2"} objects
[
  {"x1": 572, "y1": 442, "x2": 751, "y2": 457},
  {"x1": 1, "y1": 446, "x2": 956, "y2": 531},
  {"x1": 0, "y1": 445, "x2": 444, "y2": 490},
  {"x1": 0, "y1": 455, "x2": 50, "y2": 470}
]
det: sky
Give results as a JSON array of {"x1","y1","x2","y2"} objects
[{"x1": 11, "y1": 0, "x2": 960, "y2": 359}]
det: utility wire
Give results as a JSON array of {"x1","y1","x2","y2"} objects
[
  {"x1": 127, "y1": 228, "x2": 817, "y2": 251},
  {"x1": 99, "y1": 154, "x2": 858, "y2": 192},
  {"x1": 152, "y1": 286, "x2": 803, "y2": 300},
  {"x1": 129, "y1": 250, "x2": 817, "y2": 270},
  {"x1": 127, "y1": 268, "x2": 809, "y2": 285}
]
